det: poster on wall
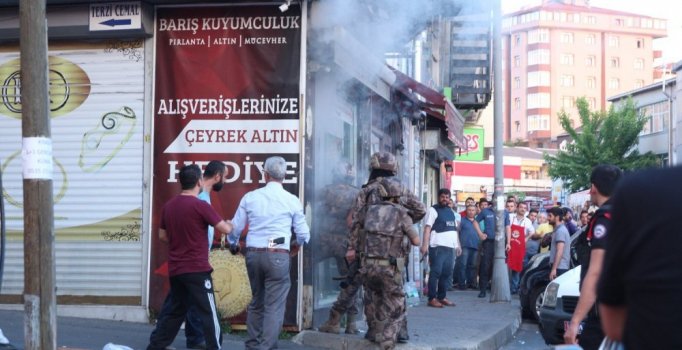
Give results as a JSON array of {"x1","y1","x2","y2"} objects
[
  {"x1": 0, "y1": 41, "x2": 145, "y2": 298},
  {"x1": 151, "y1": 5, "x2": 302, "y2": 324}
]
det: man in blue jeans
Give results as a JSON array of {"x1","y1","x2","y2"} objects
[
  {"x1": 456, "y1": 205, "x2": 486, "y2": 290},
  {"x1": 475, "y1": 198, "x2": 497, "y2": 298},
  {"x1": 421, "y1": 189, "x2": 461, "y2": 308}
]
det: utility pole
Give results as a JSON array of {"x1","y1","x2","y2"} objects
[
  {"x1": 490, "y1": 0, "x2": 511, "y2": 302},
  {"x1": 20, "y1": 1, "x2": 56, "y2": 349}
]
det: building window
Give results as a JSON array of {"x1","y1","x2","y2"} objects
[
  {"x1": 527, "y1": 93, "x2": 551, "y2": 109},
  {"x1": 514, "y1": 97, "x2": 521, "y2": 109},
  {"x1": 608, "y1": 78, "x2": 620, "y2": 89},
  {"x1": 608, "y1": 35, "x2": 619, "y2": 47},
  {"x1": 528, "y1": 115, "x2": 550, "y2": 131},
  {"x1": 586, "y1": 16, "x2": 596, "y2": 24},
  {"x1": 514, "y1": 34, "x2": 521, "y2": 46},
  {"x1": 611, "y1": 57, "x2": 620, "y2": 68},
  {"x1": 634, "y1": 58, "x2": 645, "y2": 70},
  {"x1": 641, "y1": 18, "x2": 653, "y2": 28},
  {"x1": 562, "y1": 96, "x2": 575, "y2": 108},
  {"x1": 614, "y1": 18, "x2": 624, "y2": 26},
  {"x1": 585, "y1": 34, "x2": 596, "y2": 45},
  {"x1": 561, "y1": 53, "x2": 574, "y2": 65},
  {"x1": 560, "y1": 74, "x2": 574, "y2": 87},
  {"x1": 561, "y1": 32, "x2": 574, "y2": 43},
  {"x1": 587, "y1": 97, "x2": 597, "y2": 109},
  {"x1": 586, "y1": 76, "x2": 596, "y2": 89},
  {"x1": 527, "y1": 71, "x2": 551, "y2": 87},
  {"x1": 514, "y1": 76, "x2": 521, "y2": 88},
  {"x1": 636, "y1": 38, "x2": 644, "y2": 48},
  {"x1": 634, "y1": 80, "x2": 645, "y2": 89},
  {"x1": 527, "y1": 49, "x2": 550, "y2": 65},
  {"x1": 527, "y1": 28, "x2": 550, "y2": 44},
  {"x1": 514, "y1": 55, "x2": 520, "y2": 67},
  {"x1": 638, "y1": 101, "x2": 669, "y2": 135},
  {"x1": 585, "y1": 55, "x2": 596, "y2": 66}
]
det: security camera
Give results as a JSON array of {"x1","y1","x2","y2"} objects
[{"x1": 279, "y1": 0, "x2": 291, "y2": 12}]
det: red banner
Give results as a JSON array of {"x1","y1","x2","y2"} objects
[{"x1": 151, "y1": 4, "x2": 302, "y2": 325}]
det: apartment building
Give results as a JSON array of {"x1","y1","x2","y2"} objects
[{"x1": 503, "y1": 0, "x2": 667, "y2": 147}]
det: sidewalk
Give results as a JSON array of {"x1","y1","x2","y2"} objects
[
  {"x1": 0, "y1": 290, "x2": 520, "y2": 350},
  {"x1": 295, "y1": 289, "x2": 522, "y2": 350}
]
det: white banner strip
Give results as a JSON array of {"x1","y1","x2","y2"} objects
[{"x1": 164, "y1": 119, "x2": 300, "y2": 154}]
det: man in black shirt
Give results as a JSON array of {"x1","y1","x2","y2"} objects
[
  {"x1": 598, "y1": 166, "x2": 682, "y2": 349},
  {"x1": 564, "y1": 164, "x2": 621, "y2": 350}
]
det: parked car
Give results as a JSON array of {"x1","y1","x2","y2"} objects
[
  {"x1": 519, "y1": 225, "x2": 585, "y2": 322},
  {"x1": 538, "y1": 265, "x2": 581, "y2": 344}
]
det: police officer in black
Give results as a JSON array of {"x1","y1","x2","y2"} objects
[{"x1": 564, "y1": 164, "x2": 622, "y2": 349}]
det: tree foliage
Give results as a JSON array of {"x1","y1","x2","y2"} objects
[{"x1": 544, "y1": 97, "x2": 659, "y2": 193}]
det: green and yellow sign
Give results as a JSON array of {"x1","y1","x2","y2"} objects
[{"x1": 457, "y1": 127, "x2": 484, "y2": 161}]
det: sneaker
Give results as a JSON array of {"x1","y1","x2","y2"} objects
[
  {"x1": 478, "y1": 291, "x2": 486, "y2": 298},
  {"x1": 427, "y1": 299, "x2": 444, "y2": 308}
]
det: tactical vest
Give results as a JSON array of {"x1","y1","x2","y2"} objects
[
  {"x1": 363, "y1": 202, "x2": 405, "y2": 259},
  {"x1": 431, "y1": 204, "x2": 457, "y2": 233}
]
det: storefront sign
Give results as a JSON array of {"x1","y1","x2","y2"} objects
[
  {"x1": 457, "y1": 127, "x2": 484, "y2": 161},
  {"x1": 89, "y1": 2, "x2": 142, "y2": 31},
  {"x1": 151, "y1": 4, "x2": 301, "y2": 322}
]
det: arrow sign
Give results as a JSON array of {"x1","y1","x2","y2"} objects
[
  {"x1": 100, "y1": 18, "x2": 132, "y2": 27},
  {"x1": 90, "y1": 2, "x2": 141, "y2": 31}
]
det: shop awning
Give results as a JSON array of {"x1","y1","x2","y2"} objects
[
  {"x1": 390, "y1": 67, "x2": 467, "y2": 150},
  {"x1": 330, "y1": 27, "x2": 466, "y2": 150}
]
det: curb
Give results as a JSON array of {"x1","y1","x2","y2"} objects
[{"x1": 293, "y1": 309, "x2": 522, "y2": 350}]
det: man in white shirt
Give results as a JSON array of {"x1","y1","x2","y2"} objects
[
  {"x1": 420, "y1": 189, "x2": 461, "y2": 308},
  {"x1": 228, "y1": 156, "x2": 310, "y2": 350}
]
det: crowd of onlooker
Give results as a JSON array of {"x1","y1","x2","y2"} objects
[{"x1": 440, "y1": 195, "x2": 596, "y2": 296}]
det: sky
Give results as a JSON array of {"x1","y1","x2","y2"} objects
[{"x1": 502, "y1": 0, "x2": 682, "y2": 64}]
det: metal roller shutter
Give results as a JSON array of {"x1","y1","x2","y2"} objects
[{"x1": 0, "y1": 39, "x2": 145, "y2": 302}]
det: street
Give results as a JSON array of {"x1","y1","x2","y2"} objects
[
  {"x1": 501, "y1": 320, "x2": 551, "y2": 350},
  {"x1": 0, "y1": 309, "x2": 316, "y2": 350}
]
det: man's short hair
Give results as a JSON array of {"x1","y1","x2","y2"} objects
[
  {"x1": 466, "y1": 204, "x2": 476, "y2": 210},
  {"x1": 203, "y1": 160, "x2": 226, "y2": 178},
  {"x1": 547, "y1": 206, "x2": 564, "y2": 220},
  {"x1": 466, "y1": 196, "x2": 475, "y2": 202},
  {"x1": 590, "y1": 164, "x2": 622, "y2": 196},
  {"x1": 264, "y1": 156, "x2": 287, "y2": 180},
  {"x1": 517, "y1": 202, "x2": 527, "y2": 209},
  {"x1": 479, "y1": 198, "x2": 489, "y2": 205},
  {"x1": 580, "y1": 210, "x2": 589, "y2": 216},
  {"x1": 438, "y1": 188, "x2": 451, "y2": 197},
  {"x1": 180, "y1": 164, "x2": 202, "y2": 190},
  {"x1": 529, "y1": 208, "x2": 539, "y2": 215}
]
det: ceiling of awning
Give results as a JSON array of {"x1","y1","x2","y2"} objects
[{"x1": 389, "y1": 66, "x2": 466, "y2": 149}]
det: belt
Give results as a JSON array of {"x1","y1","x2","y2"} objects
[
  {"x1": 246, "y1": 247, "x2": 289, "y2": 254},
  {"x1": 364, "y1": 258, "x2": 391, "y2": 266},
  {"x1": 484, "y1": 238, "x2": 495, "y2": 242}
]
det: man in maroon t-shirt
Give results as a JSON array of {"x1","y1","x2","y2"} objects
[{"x1": 147, "y1": 164, "x2": 233, "y2": 350}]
